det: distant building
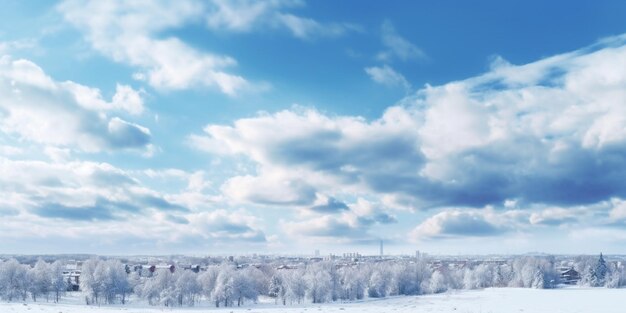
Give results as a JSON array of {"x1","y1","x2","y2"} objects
[
  {"x1": 150, "y1": 264, "x2": 175, "y2": 273},
  {"x1": 63, "y1": 262, "x2": 82, "y2": 291}
]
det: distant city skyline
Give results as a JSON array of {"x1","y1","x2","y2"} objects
[{"x1": 1, "y1": 0, "x2": 626, "y2": 255}]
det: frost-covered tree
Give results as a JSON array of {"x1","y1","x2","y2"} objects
[
  {"x1": 136, "y1": 272, "x2": 158, "y2": 305},
  {"x1": 340, "y1": 267, "x2": 366, "y2": 301},
  {"x1": 368, "y1": 268, "x2": 391, "y2": 297},
  {"x1": 268, "y1": 274, "x2": 284, "y2": 304},
  {"x1": 462, "y1": 263, "x2": 496, "y2": 290},
  {"x1": 98, "y1": 260, "x2": 131, "y2": 304},
  {"x1": 591, "y1": 253, "x2": 608, "y2": 287},
  {"x1": 604, "y1": 261, "x2": 626, "y2": 289},
  {"x1": 198, "y1": 266, "x2": 219, "y2": 303},
  {"x1": 231, "y1": 270, "x2": 259, "y2": 306},
  {"x1": 242, "y1": 266, "x2": 268, "y2": 298},
  {"x1": 508, "y1": 257, "x2": 558, "y2": 289},
  {"x1": 212, "y1": 264, "x2": 235, "y2": 307},
  {"x1": 446, "y1": 267, "x2": 465, "y2": 290},
  {"x1": 0, "y1": 259, "x2": 29, "y2": 301},
  {"x1": 80, "y1": 259, "x2": 100, "y2": 304},
  {"x1": 28, "y1": 260, "x2": 50, "y2": 302},
  {"x1": 531, "y1": 267, "x2": 544, "y2": 289},
  {"x1": 283, "y1": 269, "x2": 307, "y2": 304},
  {"x1": 78, "y1": 259, "x2": 129, "y2": 305},
  {"x1": 157, "y1": 269, "x2": 178, "y2": 307},
  {"x1": 326, "y1": 263, "x2": 342, "y2": 301},
  {"x1": 305, "y1": 266, "x2": 331, "y2": 303},
  {"x1": 391, "y1": 261, "x2": 429, "y2": 295},
  {"x1": 492, "y1": 264, "x2": 512, "y2": 288},
  {"x1": 429, "y1": 271, "x2": 447, "y2": 293},
  {"x1": 175, "y1": 271, "x2": 201, "y2": 306},
  {"x1": 135, "y1": 268, "x2": 177, "y2": 306},
  {"x1": 49, "y1": 261, "x2": 67, "y2": 303}
]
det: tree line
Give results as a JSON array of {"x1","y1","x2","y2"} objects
[{"x1": 0, "y1": 254, "x2": 623, "y2": 307}]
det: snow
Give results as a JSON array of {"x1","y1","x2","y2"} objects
[{"x1": 1, "y1": 288, "x2": 624, "y2": 313}]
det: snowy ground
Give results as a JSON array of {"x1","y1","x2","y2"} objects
[{"x1": 1, "y1": 288, "x2": 624, "y2": 313}]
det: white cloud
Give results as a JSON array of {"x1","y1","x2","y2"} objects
[
  {"x1": 58, "y1": 0, "x2": 248, "y2": 94},
  {"x1": 377, "y1": 20, "x2": 426, "y2": 62},
  {"x1": 191, "y1": 106, "x2": 423, "y2": 207},
  {"x1": 191, "y1": 34, "x2": 626, "y2": 220},
  {"x1": 529, "y1": 207, "x2": 579, "y2": 226},
  {"x1": 63, "y1": 82, "x2": 144, "y2": 115},
  {"x1": 282, "y1": 215, "x2": 365, "y2": 242},
  {"x1": 188, "y1": 209, "x2": 266, "y2": 242},
  {"x1": 0, "y1": 144, "x2": 23, "y2": 156},
  {"x1": 187, "y1": 171, "x2": 213, "y2": 192},
  {"x1": 58, "y1": 0, "x2": 355, "y2": 94},
  {"x1": 277, "y1": 13, "x2": 359, "y2": 39},
  {"x1": 282, "y1": 198, "x2": 397, "y2": 243},
  {"x1": 111, "y1": 84, "x2": 145, "y2": 115},
  {"x1": 365, "y1": 65, "x2": 411, "y2": 90},
  {"x1": 0, "y1": 56, "x2": 150, "y2": 152},
  {"x1": 206, "y1": 0, "x2": 285, "y2": 32},
  {"x1": 0, "y1": 156, "x2": 266, "y2": 250},
  {"x1": 609, "y1": 198, "x2": 626, "y2": 221},
  {"x1": 43, "y1": 146, "x2": 71, "y2": 163},
  {"x1": 221, "y1": 174, "x2": 316, "y2": 206},
  {"x1": 411, "y1": 208, "x2": 526, "y2": 240}
]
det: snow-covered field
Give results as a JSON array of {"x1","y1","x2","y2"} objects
[{"x1": 1, "y1": 288, "x2": 624, "y2": 313}]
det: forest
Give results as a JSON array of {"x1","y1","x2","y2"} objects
[{"x1": 0, "y1": 254, "x2": 622, "y2": 307}]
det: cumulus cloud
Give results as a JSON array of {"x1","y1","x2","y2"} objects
[
  {"x1": 0, "y1": 158, "x2": 144, "y2": 217},
  {"x1": 309, "y1": 196, "x2": 349, "y2": 213},
  {"x1": 529, "y1": 207, "x2": 580, "y2": 226},
  {"x1": 282, "y1": 197, "x2": 397, "y2": 243},
  {"x1": 189, "y1": 209, "x2": 266, "y2": 242},
  {"x1": 0, "y1": 56, "x2": 150, "y2": 152},
  {"x1": 221, "y1": 174, "x2": 317, "y2": 206},
  {"x1": 411, "y1": 209, "x2": 522, "y2": 240},
  {"x1": 365, "y1": 65, "x2": 411, "y2": 90},
  {"x1": 106, "y1": 118, "x2": 151, "y2": 149},
  {"x1": 64, "y1": 82, "x2": 145, "y2": 115},
  {"x1": 190, "y1": 107, "x2": 424, "y2": 206},
  {"x1": 192, "y1": 34, "x2": 626, "y2": 218},
  {"x1": 609, "y1": 198, "x2": 626, "y2": 221},
  {"x1": 111, "y1": 84, "x2": 145, "y2": 115}
]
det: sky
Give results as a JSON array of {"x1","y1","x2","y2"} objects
[{"x1": 1, "y1": 0, "x2": 626, "y2": 256}]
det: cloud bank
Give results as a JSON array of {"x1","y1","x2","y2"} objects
[{"x1": 191, "y1": 34, "x2": 626, "y2": 241}]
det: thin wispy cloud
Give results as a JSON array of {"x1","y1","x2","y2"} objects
[
  {"x1": 365, "y1": 64, "x2": 411, "y2": 91},
  {"x1": 377, "y1": 19, "x2": 426, "y2": 62}
]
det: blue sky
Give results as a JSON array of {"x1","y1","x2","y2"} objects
[{"x1": 1, "y1": 0, "x2": 626, "y2": 255}]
